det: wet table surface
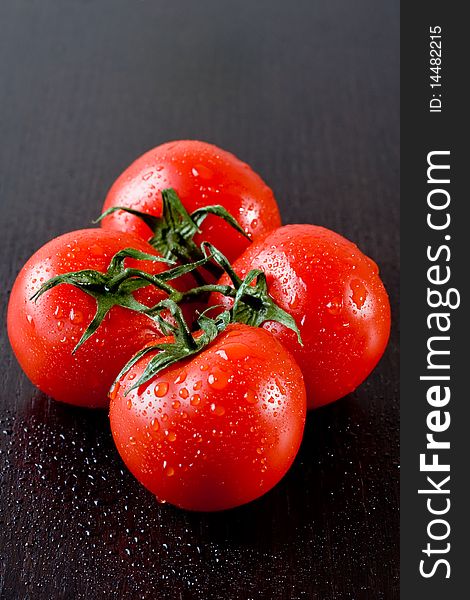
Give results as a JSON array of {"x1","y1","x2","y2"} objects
[{"x1": 0, "y1": 1, "x2": 399, "y2": 598}]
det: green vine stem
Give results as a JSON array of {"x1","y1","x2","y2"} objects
[
  {"x1": 176, "y1": 243, "x2": 303, "y2": 344},
  {"x1": 97, "y1": 188, "x2": 250, "y2": 283},
  {"x1": 115, "y1": 299, "x2": 231, "y2": 393},
  {"x1": 31, "y1": 248, "x2": 212, "y2": 352}
]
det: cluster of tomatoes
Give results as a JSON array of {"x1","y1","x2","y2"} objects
[{"x1": 7, "y1": 140, "x2": 391, "y2": 511}]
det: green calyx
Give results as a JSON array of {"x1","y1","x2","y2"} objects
[
  {"x1": 116, "y1": 300, "x2": 231, "y2": 393},
  {"x1": 30, "y1": 248, "x2": 211, "y2": 353},
  {"x1": 179, "y1": 243, "x2": 303, "y2": 345},
  {"x1": 31, "y1": 217, "x2": 301, "y2": 389},
  {"x1": 97, "y1": 188, "x2": 250, "y2": 271},
  {"x1": 114, "y1": 242, "x2": 303, "y2": 389}
]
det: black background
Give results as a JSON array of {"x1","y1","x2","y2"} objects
[{"x1": 0, "y1": 1, "x2": 399, "y2": 598}]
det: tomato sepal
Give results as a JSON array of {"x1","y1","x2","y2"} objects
[
  {"x1": 30, "y1": 248, "x2": 212, "y2": 353},
  {"x1": 115, "y1": 299, "x2": 231, "y2": 392},
  {"x1": 181, "y1": 243, "x2": 303, "y2": 345},
  {"x1": 97, "y1": 188, "x2": 249, "y2": 271}
]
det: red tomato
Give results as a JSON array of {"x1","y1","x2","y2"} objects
[
  {"x1": 210, "y1": 225, "x2": 391, "y2": 409},
  {"x1": 7, "y1": 229, "x2": 177, "y2": 408},
  {"x1": 110, "y1": 324, "x2": 306, "y2": 511},
  {"x1": 100, "y1": 140, "x2": 281, "y2": 262}
]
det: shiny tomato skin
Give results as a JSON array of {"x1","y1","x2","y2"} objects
[
  {"x1": 7, "y1": 229, "x2": 174, "y2": 408},
  {"x1": 101, "y1": 140, "x2": 281, "y2": 262},
  {"x1": 110, "y1": 324, "x2": 306, "y2": 511},
  {"x1": 210, "y1": 225, "x2": 391, "y2": 409}
]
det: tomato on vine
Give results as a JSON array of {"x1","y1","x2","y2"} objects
[
  {"x1": 100, "y1": 140, "x2": 281, "y2": 266},
  {"x1": 209, "y1": 225, "x2": 391, "y2": 408},
  {"x1": 109, "y1": 304, "x2": 306, "y2": 511},
  {"x1": 7, "y1": 229, "x2": 197, "y2": 408}
]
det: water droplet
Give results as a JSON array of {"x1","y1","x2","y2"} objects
[
  {"x1": 208, "y1": 368, "x2": 230, "y2": 390},
  {"x1": 190, "y1": 394, "x2": 201, "y2": 407},
  {"x1": 172, "y1": 400, "x2": 181, "y2": 409},
  {"x1": 126, "y1": 399, "x2": 132, "y2": 410},
  {"x1": 179, "y1": 388, "x2": 189, "y2": 399},
  {"x1": 326, "y1": 297, "x2": 343, "y2": 316},
  {"x1": 192, "y1": 164, "x2": 213, "y2": 179},
  {"x1": 69, "y1": 308, "x2": 83, "y2": 324},
  {"x1": 215, "y1": 349, "x2": 228, "y2": 361},
  {"x1": 210, "y1": 404, "x2": 225, "y2": 416},
  {"x1": 167, "y1": 431, "x2": 176, "y2": 442},
  {"x1": 109, "y1": 381, "x2": 120, "y2": 401},
  {"x1": 154, "y1": 382, "x2": 169, "y2": 397},
  {"x1": 143, "y1": 171, "x2": 153, "y2": 181},
  {"x1": 244, "y1": 390, "x2": 258, "y2": 404},
  {"x1": 225, "y1": 343, "x2": 249, "y2": 360},
  {"x1": 350, "y1": 279, "x2": 368, "y2": 309},
  {"x1": 275, "y1": 378, "x2": 287, "y2": 395},
  {"x1": 165, "y1": 466, "x2": 175, "y2": 477},
  {"x1": 150, "y1": 418, "x2": 160, "y2": 432},
  {"x1": 289, "y1": 292, "x2": 300, "y2": 309},
  {"x1": 174, "y1": 371, "x2": 187, "y2": 384}
]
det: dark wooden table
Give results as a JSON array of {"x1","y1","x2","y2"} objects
[{"x1": 0, "y1": 1, "x2": 399, "y2": 598}]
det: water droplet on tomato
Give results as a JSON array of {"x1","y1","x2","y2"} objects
[
  {"x1": 326, "y1": 297, "x2": 343, "y2": 315},
  {"x1": 172, "y1": 400, "x2": 181, "y2": 409},
  {"x1": 215, "y1": 349, "x2": 228, "y2": 361},
  {"x1": 210, "y1": 404, "x2": 225, "y2": 416},
  {"x1": 208, "y1": 369, "x2": 229, "y2": 390},
  {"x1": 244, "y1": 390, "x2": 258, "y2": 404},
  {"x1": 289, "y1": 292, "x2": 300, "y2": 309},
  {"x1": 69, "y1": 308, "x2": 83, "y2": 324},
  {"x1": 275, "y1": 378, "x2": 287, "y2": 395},
  {"x1": 150, "y1": 418, "x2": 160, "y2": 432},
  {"x1": 350, "y1": 279, "x2": 368, "y2": 309},
  {"x1": 167, "y1": 431, "x2": 176, "y2": 442},
  {"x1": 174, "y1": 371, "x2": 187, "y2": 384},
  {"x1": 224, "y1": 343, "x2": 249, "y2": 360},
  {"x1": 165, "y1": 466, "x2": 175, "y2": 477},
  {"x1": 142, "y1": 171, "x2": 153, "y2": 181},
  {"x1": 154, "y1": 382, "x2": 169, "y2": 397},
  {"x1": 179, "y1": 388, "x2": 189, "y2": 399},
  {"x1": 108, "y1": 381, "x2": 120, "y2": 400},
  {"x1": 190, "y1": 394, "x2": 201, "y2": 406},
  {"x1": 126, "y1": 399, "x2": 132, "y2": 410},
  {"x1": 192, "y1": 164, "x2": 213, "y2": 179}
]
